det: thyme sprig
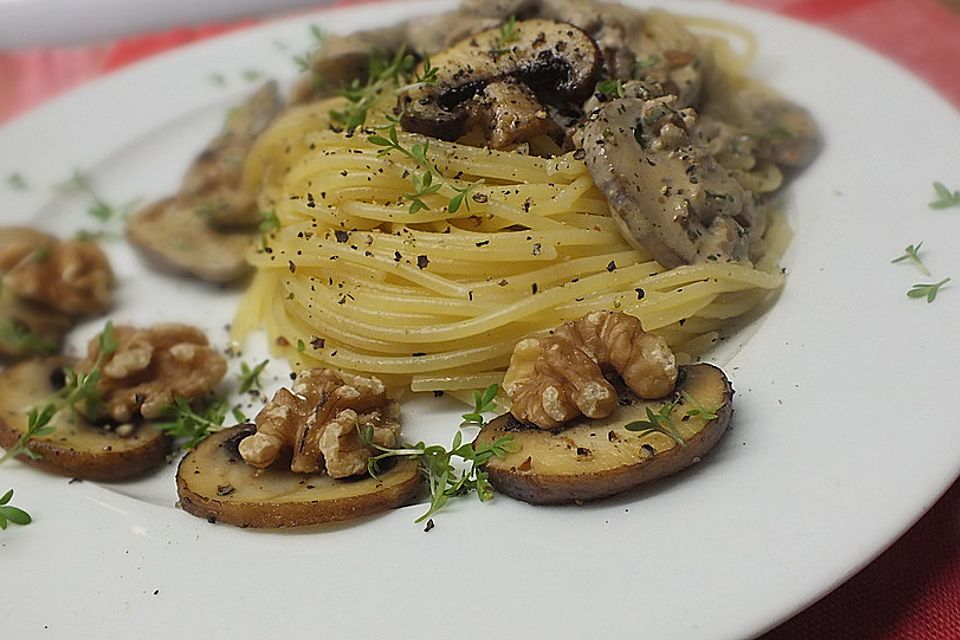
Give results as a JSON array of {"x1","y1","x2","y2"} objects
[
  {"x1": 0, "y1": 490, "x2": 32, "y2": 530},
  {"x1": 61, "y1": 323, "x2": 120, "y2": 420},
  {"x1": 57, "y1": 170, "x2": 134, "y2": 223},
  {"x1": 929, "y1": 181, "x2": 960, "y2": 209},
  {"x1": 681, "y1": 392, "x2": 719, "y2": 421},
  {"x1": 368, "y1": 123, "x2": 483, "y2": 213},
  {"x1": 891, "y1": 242, "x2": 931, "y2": 276},
  {"x1": 0, "y1": 322, "x2": 118, "y2": 466},
  {"x1": 238, "y1": 359, "x2": 269, "y2": 394},
  {"x1": 596, "y1": 78, "x2": 625, "y2": 99},
  {"x1": 293, "y1": 24, "x2": 326, "y2": 72},
  {"x1": 330, "y1": 48, "x2": 417, "y2": 132},
  {"x1": 362, "y1": 426, "x2": 515, "y2": 523},
  {"x1": 907, "y1": 277, "x2": 951, "y2": 303},
  {"x1": 624, "y1": 400, "x2": 686, "y2": 447},
  {"x1": 0, "y1": 406, "x2": 56, "y2": 465},
  {"x1": 492, "y1": 15, "x2": 520, "y2": 55},
  {"x1": 461, "y1": 383, "x2": 499, "y2": 427},
  {"x1": 154, "y1": 397, "x2": 242, "y2": 450}
]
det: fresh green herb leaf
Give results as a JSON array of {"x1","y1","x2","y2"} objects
[
  {"x1": 329, "y1": 48, "x2": 416, "y2": 131},
  {"x1": 492, "y1": 15, "x2": 520, "y2": 55},
  {"x1": 362, "y1": 422, "x2": 515, "y2": 523},
  {"x1": 681, "y1": 391, "x2": 719, "y2": 421},
  {"x1": 448, "y1": 181, "x2": 484, "y2": 214},
  {"x1": 633, "y1": 54, "x2": 660, "y2": 76},
  {"x1": 412, "y1": 56, "x2": 438, "y2": 86},
  {"x1": 370, "y1": 123, "x2": 482, "y2": 214},
  {"x1": 242, "y1": 69, "x2": 263, "y2": 83},
  {"x1": 238, "y1": 360, "x2": 269, "y2": 394},
  {"x1": 58, "y1": 322, "x2": 119, "y2": 420},
  {"x1": 292, "y1": 24, "x2": 326, "y2": 72},
  {"x1": 624, "y1": 400, "x2": 686, "y2": 447},
  {"x1": 907, "y1": 277, "x2": 951, "y2": 303},
  {"x1": 231, "y1": 405, "x2": 248, "y2": 423},
  {"x1": 891, "y1": 242, "x2": 931, "y2": 276},
  {"x1": 929, "y1": 181, "x2": 960, "y2": 209},
  {"x1": 154, "y1": 397, "x2": 230, "y2": 449},
  {"x1": 0, "y1": 490, "x2": 32, "y2": 530},
  {"x1": 460, "y1": 384, "x2": 499, "y2": 427},
  {"x1": 296, "y1": 339, "x2": 306, "y2": 353},
  {"x1": 56, "y1": 170, "x2": 137, "y2": 227},
  {"x1": 6, "y1": 172, "x2": 28, "y2": 191},
  {"x1": 259, "y1": 210, "x2": 280, "y2": 233},
  {"x1": 596, "y1": 78, "x2": 625, "y2": 98},
  {"x1": 0, "y1": 404, "x2": 57, "y2": 465}
]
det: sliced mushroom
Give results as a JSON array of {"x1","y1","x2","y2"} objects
[
  {"x1": 290, "y1": 23, "x2": 408, "y2": 103},
  {"x1": 176, "y1": 424, "x2": 422, "y2": 528},
  {"x1": 475, "y1": 363, "x2": 732, "y2": 504},
  {"x1": 461, "y1": 0, "x2": 649, "y2": 81},
  {"x1": 126, "y1": 197, "x2": 254, "y2": 283},
  {"x1": 127, "y1": 82, "x2": 283, "y2": 283},
  {"x1": 397, "y1": 19, "x2": 601, "y2": 143},
  {"x1": 289, "y1": 15, "x2": 504, "y2": 104},
  {"x1": 465, "y1": 78, "x2": 561, "y2": 149},
  {"x1": 0, "y1": 357, "x2": 171, "y2": 481},
  {"x1": 179, "y1": 80, "x2": 283, "y2": 229},
  {"x1": 577, "y1": 96, "x2": 755, "y2": 268}
]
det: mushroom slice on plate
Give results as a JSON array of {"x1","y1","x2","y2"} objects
[
  {"x1": 398, "y1": 19, "x2": 601, "y2": 142},
  {"x1": 126, "y1": 197, "x2": 254, "y2": 283},
  {"x1": 176, "y1": 425, "x2": 422, "y2": 528},
  {"x1": 474, "y1": 363, "x2": 732, "y2": 505},
  {"x1": 0, "y1": 357, "x2": 171, "y2": 481},
  {"x1": 578, "y1": 96, "x2": 756, "y2": 268}
]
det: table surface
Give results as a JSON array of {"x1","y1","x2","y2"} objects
[{"x1": 1, "y1": 1, "x2": 958, "y2": 638}]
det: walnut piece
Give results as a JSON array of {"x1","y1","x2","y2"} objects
[
  {"x1": 0, "y1": 227, "x2": 113, "y2": 316},
  {"x1": 238, "y1": 368, "x2": 401, "y2": 478},
  {"x1": 503, "y1": 311, "x2": 678, "y2": 429},
  {"x1": 77, "y1": 324, "x2": 227, "y2": 422}
]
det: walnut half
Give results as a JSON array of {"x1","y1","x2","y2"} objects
[
  {"x1": 503, "y1": 311, "x2": 678, "y2": 429},
  {"x1": 238, "y1": 368, "x2": 401, "y2": 479},
  {"x1": 0, "y1": 227, "x2": 113, "y2": 317},
  {"x1": 77, "y1": 324, "x2": 227, "y2": 423}
]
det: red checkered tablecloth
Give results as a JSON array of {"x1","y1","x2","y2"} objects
[{"x1": 1, "y1": 1, "x2": 958, "y2": 638}]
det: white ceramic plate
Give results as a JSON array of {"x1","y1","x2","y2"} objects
[{"x1": 2, "y1": 2, "x2": 959, "y2": 638}]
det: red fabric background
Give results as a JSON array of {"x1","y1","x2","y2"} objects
[{"x1": 1, "y1": 1, "x2": 958, "y2": 638}]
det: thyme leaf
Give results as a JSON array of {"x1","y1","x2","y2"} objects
[
  {"x1": 154, "y1": 397, "x2": 232, "y2": 450},
  {"x1": 0, "y1": 405, "x2": 56, "y2": 465},
  {"x1": 929, "y1": 181, "x2": 960, "y2": 209},
  {"x1": 907, "y1": 277, "x2": 951, "y2": 303},
  {"x1": 0, "y1": 490, "x2": 32, "y2": 530},
  {"x1": 460, "y1": 383, "x2": 499, "y2": 427},
  {"x1": 624, "y1": 400, "x2": 686, "y2": 447},
  {"x1": 891, "y1": 242, "x2": 931, "y2": 276},
  {"x1": 56, "y1": 170, "x2": 139, "y2": 233},
  {"x1": 596, "y1": 78, "x2": 625, "y2": 98},
  {"x1": 369, "y1": 124, "x2": 482, "y2": 214},
  {"x1": 329, "y1": 48, "x2": 416, "y2": 132},
  {"x1": 681, "y1": 391, "x2": 719, "y2": 421},
  {"x1": 238, "y1": 359, "x2": 269, "y2": 394},
  {"x1": 492, "y1": 15, "x2": 520, "y2": 55},
  {"x1": 362, "y1": 421, "x2": 515, "y2": 523}
]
